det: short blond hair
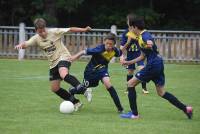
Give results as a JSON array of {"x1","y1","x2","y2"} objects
[{"x1": 34, "y1": 18, "x2": 46, "y2": 30}]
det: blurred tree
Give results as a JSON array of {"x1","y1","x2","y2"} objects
[{"x1": 0, "y1": 0, "x2": 200, "y2": 30}]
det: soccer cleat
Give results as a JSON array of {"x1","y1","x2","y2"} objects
[
  {"x1": 120, "y1": 112, "x2": 139, "y2": 119},
  {"x1": 184, "y1": 106, "x2": 193, "y2": 119},
  {"x1": 74, "y1": 102, "x2": 83, "y2": 111},
  {"x1": 84, "y1": 88, "x2": 92, "y2": 102},
  {"x1": 142, "y1": 89, "x2": 149, "y2": 94}
]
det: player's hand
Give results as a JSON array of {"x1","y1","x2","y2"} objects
[
  {"x1": 120, "y1": 56, "x2": 125, "y2": 65},
  {"x1": 85, "y1": 26, "x2": 92, "y2": 32},
  {"x1": 68, "y1": 55, "x2": 76, "y2": 62},
  {"x1": 121, "y1": 60, "x2": 131, "y2": 66},
  {"x1": 15, "y1": 44, "x2": 23, "y2": 50}
]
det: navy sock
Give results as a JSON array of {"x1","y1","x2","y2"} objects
[
  {"x1": 69, "y1": 84, "x2": 87, "y2": 95},
  {"x1": 107, "y1": 86, "x2": 123, "y2": 111},
  {"x1": 162, "y1": 92, "x2": 186, "y2": 112},
  {"x1": 128, "y1": 87, "x2": 138, "y2": 115},
  {"x1": 55, "y1": 88, "x2": 79, "y2": 104},
  {"x1": 141, "y1": 82, "x2": 147, "y2": 90},
  {"x1": 127, "y1": 74, "x2": 133, "y2": 81},
  {"x1": 64, "y1": 74, "x2": 80, "y2": 87}
]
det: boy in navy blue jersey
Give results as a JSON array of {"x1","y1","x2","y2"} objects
[
  {"x1": 69, "y1": 33, "x2": 124, "y2": 113},
  {"x1": 120, "y1": 14, "x2": 148, "y2": 94},
  {"x1": 120, "y1": 17, "x2": 193, "y2": 119}
]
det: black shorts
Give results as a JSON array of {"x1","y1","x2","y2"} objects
[{"x1": 49, "y1": 61, "x2": 71, "y2": 81}]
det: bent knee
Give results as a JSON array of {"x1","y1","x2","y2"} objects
[
  {"x1": 51, "y1": 85, "x2": 60, "y2": 92},
  {"x1": 156, "y1": 89, "x2": 165, "y2": 97}
]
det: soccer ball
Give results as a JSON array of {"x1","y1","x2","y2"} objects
[{"x1": 59, "y1": 101, "x2": 74, "y2": 114}]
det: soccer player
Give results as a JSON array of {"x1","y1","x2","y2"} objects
[
  {"x1": 120, "y1": 14, "x2": 149, "y2": 94},
  {"x1": 15, "y1": 18, "x2": 92, "y2": 111},
  {"x1": 68, "y1": 33, "x2": 124, "y2": 113},
  {"x1": 120, "y1": 17, "x2": 193, "y2": 119}
]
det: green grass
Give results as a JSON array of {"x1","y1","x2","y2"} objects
[{"x1": 0, "y1": 59, "x2": 200, "y2": 134}]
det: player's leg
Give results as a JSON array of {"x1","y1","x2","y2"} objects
[
  {"x1": 138, "y1": 65, "x2": 149, "y2": 94},
  {"x1": 125, "y1": 69, "x2": 134, "y2": 93},
  {"x1": 58, "y1": 61, "x2": 87, "y2": 93},
  {"x1": 69, "y1": 78, "x2": 94, "y2": 102},
  {"x1": 102, "y1": 76, "x2": 124, "y2": 113},
  {"x1": 156, "y1": 85, "x2": 193, "y2": 119},
  {"x1": 153, "y1": 63, "x2": 193, "y2": 119},
  {"x1": 120, "y1": 64, "x2": 152, "y2": 119},
  {"x1": 120, "y1": 76, "x2": 140, "y2": 119},
  {"x1": 50, "y1": 80, "x2": 80, "y2": 104}
]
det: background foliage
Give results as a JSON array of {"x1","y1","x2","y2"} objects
[{"x1": 1, "y1": 0, "x2": 200, "y2": 30}]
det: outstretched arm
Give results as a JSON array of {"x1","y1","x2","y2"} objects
[
  {"x1": 69, "y1": 26, "x2": 92, "y2": 32},
  {"x1": 121, "y1": 52, "x2": 145, "y2": 66},
  {"x1": 15, "y1": 42, "x2": 27, "y2": 50},
  {"x1": 120, "y1": 37, "x2": 131, "y2": 52},
  {"x1": 69, "y1": 50, "x2": 86, "y2": 62}
]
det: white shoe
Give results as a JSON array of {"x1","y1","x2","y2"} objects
[
  {"x1": 84, "y1": 88, "x2": 92, "y2": 102},
  {"x1": 142, "y1": 89, "x2": 149, "y2": 94},
  {"x1": 74, "y1": 102, "x2": 83, "y2": 111}
]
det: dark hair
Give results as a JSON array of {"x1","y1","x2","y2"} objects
[
  {"x1": 128, "y1": 16, "x2": 145, "y2": 30},
  {"x1": 104, "y1": 33, "x2": 116, "y2": 44},
  {"x1": 127, "y1": 13, "x2": 137, "y2": 22},
  {"x1": 34, "y1": 18, "x2": 46, "y2": 30}
]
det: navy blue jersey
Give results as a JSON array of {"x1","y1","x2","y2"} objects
[
  {"x1": 136, "y1": 30, "x2": 165, "y2": 86},
  {"x1": 120, "y1": 29, "x2": 140, "y2": 52},
  {"x1": 138, "y1": 30, "x2": 161, "y2": 64},
  {"x1": 85, "y1": 44, "x2": 122, "y2": 70}
]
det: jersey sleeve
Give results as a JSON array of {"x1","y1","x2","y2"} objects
[
  {"x1": 120, "y1": 30, "x2": 128, "y2": 46},
  {"x1": 49, "y1": 28, "x2": 70, "y2": 35},
  {"x1": 85, "y1": 45, "x2": 103, "y2": 55},
  {"x1": 114, "y1": 47, "x2": 122, "y2": 57},
  {"x1": 25, "y1": 35, "x2": 38, "y2": 47}
]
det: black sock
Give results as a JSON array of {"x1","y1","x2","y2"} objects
[
  {"x1": 128, "y1": 87, "x2": 138, "y2": 115},
  {"x1": 64, "y1": 74, "x2": 80, "y2": 87},
  {"x1": 141, "y1": 82, "x2": 147, "y2": 90},
  {"x1": 127, "y1": 74, "x2": 133, "y2": 81},
  {"x1": 69, "y1": 84, "x2": 87, "y2": 95},
  {"x1": 162, "y1": 92, "x2": 186, "y2": 112},
  {"x1": 107, "y1": 86, "x2": 123, "y2": 111},
  {"x1": 54, "y1": 88, "x2": 79, "y2": 104}
]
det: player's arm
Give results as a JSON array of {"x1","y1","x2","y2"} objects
[
  {"x1": 121, "y1": 52, "x2": 145, "y2": 66},
  {"x1": 120, "y1": 37, "x2": 131, "y2": 52},
  {"x1": 15, "y1": 35, "x2": 37, "y2": 50},
  {"x1": 69, "y1": 45, "x2": 102, "y2": 62},
  {"x1": 69, "y1": 26, "x2": 92, "y2": 32},
  {"x1": 15, "y1": 42, "x2": 27, "y2": 50},
  {"x1": 69, "y1": 50, "x2": 86, "y2": 62}
]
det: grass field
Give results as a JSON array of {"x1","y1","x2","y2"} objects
[{"x1": 0, "y1": 59, "x2": 200, "y2": 134}]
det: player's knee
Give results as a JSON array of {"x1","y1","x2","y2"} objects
[
  {"x1": 51, "y1": 85, "x2": 60, "y2": 92},
  {"x1": 156, "y1": 89, "x2": 165, "y2": 97},
  {"x1": 59, "y1": 71, "x2": 69, "y2": 80},
  {"x1": 127, "y1": 80, "x2": 136, "y2": 87},
  {"x1": 104, "y1": 82, "x2": 112, "y2": 89}
]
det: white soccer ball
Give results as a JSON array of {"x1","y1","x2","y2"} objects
[{"x1": 59, "y1": 101, "x2": 74, "y2": 114}]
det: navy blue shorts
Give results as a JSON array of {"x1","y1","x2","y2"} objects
[
  {"x1": 83, "y1": 67, "x2": 109, "y2": 87},
  {"x1": 126, "y1": 51, "x2": 144, "y2": 70},
  {"x1": 135, "y1": 60, "x2": 165, "y2": 86}
]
